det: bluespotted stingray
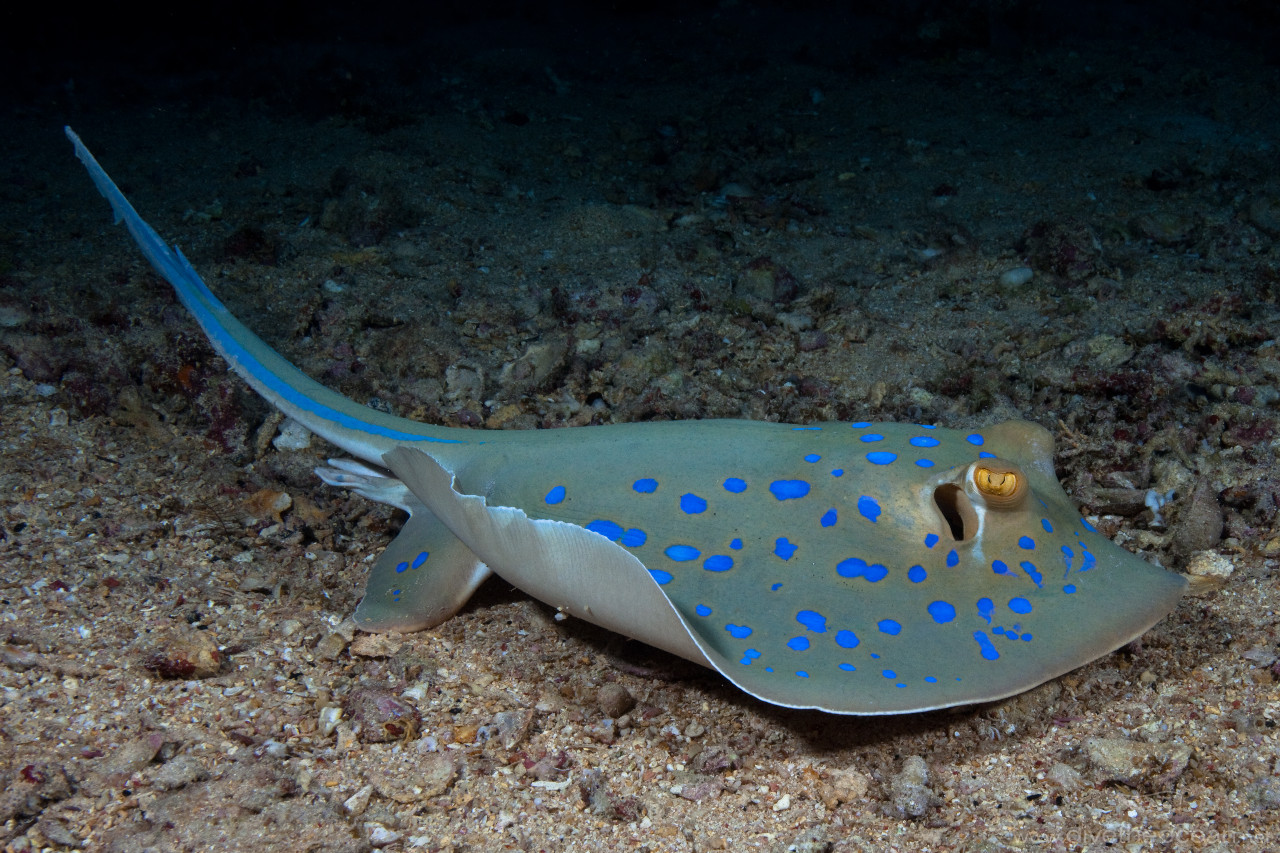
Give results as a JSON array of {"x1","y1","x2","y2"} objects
[{"x1": 68, "y1": 128, "x2": 1186, "y2": 714}]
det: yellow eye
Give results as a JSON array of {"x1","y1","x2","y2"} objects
[{"x1": 970, "y1": 461, "x2": 1028, "y2": 509}]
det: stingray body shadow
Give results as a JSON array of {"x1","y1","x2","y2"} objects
[{"x1": 67, "y1": 127, "x2": 1186, "y2": 715}]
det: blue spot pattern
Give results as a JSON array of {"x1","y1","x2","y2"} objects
[
  {"x1": 927, "y1": 601, "x2": 956, "y2": 623},
  {"x1": 866, "y1": 451, "x2": 897, "y2": 465},
  {"x1": 695, "y1": 604, "x2": 712, "y2": 617},
  {"x1": 835, "y1": 630, "x2": 860, "y2": 648},
  {"x1": 857, "y1": 496, "x2": 881, "y2": 522},
  {"x1": 837, "y1": 557, "x2": 888, "y2": 583},
  {"x1": 681, "y1": 493, "x2": 708, "y2": 514},
  {"x1": 730, "y1": 538, "x2": 743, "y2": 550},
  {"x1": 787, "y1": 636, "x2": 810, "y2": 651},
  {"x1": 924, "y1": 533, "x2": 939, "y2": 548},
  {"x1": 910, "y1": 436, "x2": 941, "y2": 447},
  {"x1": 796, "y1": 610, "x2": 827, "y2": 632},
  {"x1": 774, "y1": 538, "x2": 798, "y2": 560},
  {"x1": 967, "y1": 434, "x2": 985, "y2": 445},
  {"x1": 878, "y1": 619, "x2": 902, "y2": 635},
  {"x1": 740, "y1": 648, "x2": 761, "y2": 665},
  {"x1": 908, "y1": 565, "x2": 927, "y2": 583},
  {"x1": 632, "y1": 478, "x2": 657, "y2": 493},
  {"x1": 976, "y1": 598, "x2": 994, "y2": 624},
  {"x1": 821, "y1": 509, "x2": 837, "y2": 527},
  {"x1": 545, "y1": 485, "x2": 566, "y2": 504},
  {"x1": 649, "y1": 569, "x2": 673, "y2": 585},
  {"x1": 860, "y1": 433, "x2": 884, "y2": 443},
  {"x1": 973, "y1": 631, "x2": 1000, "y2": 660},
  {"x1": 1019, "y1": 536, "x2": 1036, "y2": 550},
  {"x1": 804, "y1": 453, "x2": 821, "y2": 463},
  {"x1": 726, "y1": 624, "x2": 752, "y2": 639},
  {"x1": 770, "y1": 480, "x2": 810, "y2": 500},
  {"x1": 665, "y1": 545, "x2": 700, "y2": 561},
  {"x1": 703, "y1": 555, "x2": 734, "y2": 572},
  {"x1": 1008, "y1": 597, "x2": 1033, "y2": 614},
  {"x1": 1019, "y1": 560, "x2": 1044, "y2": 588},
  {"x1": 724, "y1": 478, "x2": 747, "y2": 493}
]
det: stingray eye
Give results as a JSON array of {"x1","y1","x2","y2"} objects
[{"x1": 970, "y1": 461, "x2": 1028, "y2": 509}]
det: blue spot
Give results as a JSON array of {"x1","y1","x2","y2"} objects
[
  {"x1": 908, "y1": 565, "x2": 927, "y2": 583},
  {"x1": 928, "y1": 601, "x2": 957, "y2": 623},
  {"x1": 723, "y1": 478, "x2": 747, "y2": 493},
  {"x1": 770, "y1": 480, "x2": 811, "y2": 501},
  {"x1": 1081, "y1": 516, "x2": 1097, "y2": 532},
  {"x1": 866, "y1": 451, "x2": 897, "y2": 465},
  {"x1": 726, "y1": 624, "x2": 752, "y2": 639},
  {"x1": 1008, "y1": 597, "x2": 1033, "y2": 614},
  {"x1": 771, "y1": 582, "x2": 783, "y2": 591},
  {"x1": 703, "y1": 555, "x2": 734, "y2": 572},
  {"x1": 391, "y1": 588, "x2": 401, "y2": 600},
  {"x1": 787, "y1": 636, "x2": 810, "y2": 651},
  {"x1": 882, "y1": 669, "x2": 896, "y2": 679},
  {"x1": 946, "y1": 549, "x2": 959, "y2": 568},
  {"x1": 633, "y1": 478, "x2": 658, "y2": 493},
  {"x1": 978, "y1": 451, "x2": 996, "y2": 458},
  {"x1": 925, "y1": 676, "x2": 938, "y2": 683},
  {"x1": 821, "y1": 509, "x2": 837, "y2": 527},
  {"x1": 1081, "y1": 547, "x2": 1097, "y2": 572},
  {"x1": 851, "y1": 421, "x2": 871, "y2": 428},
  {"x1": 620, "y1": 528, "x2": 647, "y2": 547},
  {"x1": 739, "y1": 648, "x2": 761, "y2": 665},
  {"x1": 839, "y1": 663, "x2": 856, "y2": 672},
  {"x1": 774, "y1": 538, "x2": 798, "y2": 560},
  {"x1": 796, "y1": 670, "x2": 809, "y2": 678},
  {"x1": 973, "y1": 631, "x2": 1000, "y2": 660},
  {"x1": 831, "y1": 468, "x2": 844, "y2": 477},
  {"x1": 835, "y1": 630, "x2": 860, "y2": 648},
  {"x1": 919, "y1": 424, "x2": 937, "y2": 429},
  {"x1": 1061, "y1": 545, "x2": 1075, "y2": 574},
  {"x1": 680, "y1": 493, "x2": 708, "y2": 514},
  {"x1": 395, "y1": 561, "x2": 409, "y2": 574},
  {"x1": 796, "y1": 610, "x2": 827, "y2": 633},
  {"x1": 857, "y1": 496, "x2": 881, "y2": 522},
  {"x1": 1019, "y1": 536, "x2": 1036, "y2": 550},
  {"x1": 870, "y1": 653, "x2": 880, "y2": 659},
  {"x1": 730, "y1": 538, "x2": 743, "y2": 550},
  {"x1": 804, "y1": 453, "x2": 821, "y2": 463},
  {"x1": 665, "y1": 545, "x2": 700, "y2": 561},
  {"x1": 860, "y1": 433, "x2": 885, "y2": 443},
  {"x1": 765, "y1": 667, "x2": 774, "y2": 673},
  {"x1": 992, "y1": 559, "x2": 1013, "y2": 577},
  {"x1": 966, "y1": 434, "x2": 985, "y2": 446},
  {"x1": 586, "y1": 519, "x2": 625, "y2": 540},
  {"x1": 878, "y1": 619, "x2": 902, "y2": 635},
  {"x1": 977, "y1": 598, "x2": 994, "y2": 624},
  {"x1": 924, "y1": 533, "x2": 939, "y2": 548},
  {"x1": 910, "y1": 436, "x2": 941, "y2": 447},
  {"x1": 1041, "y1": 519, "x2": 1054, "y2": 534},
  {"x1": 1021, "y1": 633, "x2": 1033, "y2": 642},
  {"x1": 1064, "y1": 584, "x2": 1077, "y2": 594},
  {"x1": 649, "y1": 569, "x2": 673, "y2": 585},
  {"x1": 915, "y1": 458, "x2": 935, "y2": 468},
  {"x1": 412, "y1": 551, "x2": 429, "y2": 569},
  {"x1": 793, "y1": 426, "x2": 821, "y2": 431},
  {"x1": 1019, "y1": 560, "x2": 1044, "y2": 588},
  {"x1": 545, "y1": 485, "x2": 566, "y2": 504},
  {"x1": 837, "y1": 557, "x2": 888, "y2": 583},
  {"x1": 695, "y1": 604, "x2": 712, "y2": 617}
]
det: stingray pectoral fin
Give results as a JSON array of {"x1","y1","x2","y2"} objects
[
  {"x1": 316, "y1": 459, "x2": 491, "y2": 632},
  {"x1": 353, "y1": 506, "x2": 492, "y2": 633},
  {"x1": 381, "y1": 447, "x2": 718, "y2": 666}
]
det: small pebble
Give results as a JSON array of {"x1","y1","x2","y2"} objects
[
  {"x1": 998, "y1": 266, "x2": 1034, "y2": 288},
  {"x1": 1083, "y1": 736, "x2": 1192, "y2": 792},
  {"x1": 596, "y1": 683, "x2": 636, "y2": 718},
  {"x1": 344, "y1": 686, "x2": 421, "y2": 743},
  {"x1": 889, "y1": 755, "x2": 935, "y2": 819}
]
